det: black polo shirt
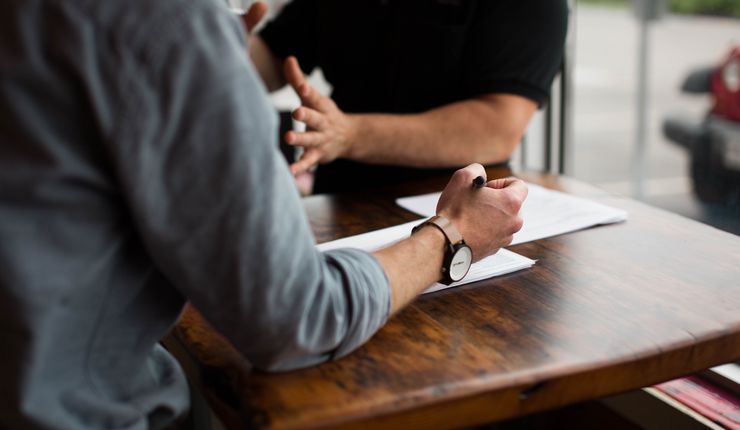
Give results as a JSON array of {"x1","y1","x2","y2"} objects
[{"x1": 260, "y1": 0, "x2": 568, "y2": 193}]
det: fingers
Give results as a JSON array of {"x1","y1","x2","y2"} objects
[
  {"x1": 290, "y1": 150, "x2": 321, "y2": 175},
  {"x1": 497, "y1": 178, "x2": 529, "y2": 206},
  {"x1": 283, "y1": 57, "x2": 332, "y2": 110},
  {"x1": 451, "y1": 163, "x2": 486, "y2": 186},
  {"x1": 292, "y1": 107, "x2": 325, "y2": 130},
  {"x1": 486, "y1": 177, "x2": 519, "y2": 190},
  {"x1": 511, "y1": 216, "x2": 524, "y2": 234},
  {"x1": 285, "y1": 130, "x2": 324, "y2": 147},
  {"x1": 451, "y1": 167, "x2": 527, "y2": 207},
  {"x1": 462, "y1": 163, "x2": 486, "y2": 179},
  {"x1": 500, "y1": 234, "x2": 515, "y2": 247},
  {"x1": 484, "y1": 177, "x2": 528, "y2": 213},
  {"x1": 295, "y1": 82, "x2": 326, "y2": 109},
  {"x1": 283, "y1": 56, "x2": 306, "y2": 92},
  {"x1": 242, "y1": 1, "x2": 268, "y2": 34}
]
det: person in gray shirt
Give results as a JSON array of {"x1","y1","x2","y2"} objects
[{"x1": 0, "y1": 0, "x2": 527, "y2": 429}]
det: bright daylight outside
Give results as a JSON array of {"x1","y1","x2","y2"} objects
[{"x1": 573, "y1": 0, "x2": 740, "y2": 234}]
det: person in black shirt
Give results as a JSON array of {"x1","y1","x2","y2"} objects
[{"x1": 250, "y1": 0, "x2": 568, "y2": 193}]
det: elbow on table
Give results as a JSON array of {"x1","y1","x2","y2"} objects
[
  {"x1": 239, "y1": 328, "x2": 334, "y2": 373},
  {"x1": 232, "y1": 305, "x2": 343, "y2": 373},
  {"x1": 228, "y1": 249, "x2": 387, "y2": 372},
  {"x1": 248, "y1": 351, "x2": 329, "y2": 373}
]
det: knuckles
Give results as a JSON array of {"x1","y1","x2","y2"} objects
[
  {"x1": 501, "y1": 234, "x2": 514, "y2": 247},
  {"x1": 452, "y1": 163, "x2": 485, "y2": 184},
  {"x1": 497, "y1": 192, "x2": 521, "y2": 215},
  {"x1": 499, "y1": 193, "x2": 516, "y2": 213},
  {"x1": 510, "y1": 216, "x2": 524, "y2": 235}
]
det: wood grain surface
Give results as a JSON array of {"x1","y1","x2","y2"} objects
[{"x1": 168, "y1": 169, "x2": 740, "y2": 430}]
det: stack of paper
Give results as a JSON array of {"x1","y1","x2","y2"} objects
[
  {"x1": 424, "y1": 250, "x2": 535, "y2": 294},
  {"x1": 317, "y1": 221, "x2": 535, "y2": 294},
  {"x1": 316, "y1": 183, "x2": 626, "y2": 294},
  {"x1": 396, "y1": 183, "x2": 628, "y2": 245}
]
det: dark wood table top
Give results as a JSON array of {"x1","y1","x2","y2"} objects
[{"x1": 169, "y1": 168, "x2": 740, "y2": 430}]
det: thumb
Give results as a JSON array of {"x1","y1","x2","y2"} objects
[
  {"x1": 283, "y1": 56, "x2": 307, "y2": 91},
  {"x1": 486, "y1": 177, "x2": 520, "y2": 190},
  {"x1": 242, "y1": 1, "x2": 267, "y2": 34}
]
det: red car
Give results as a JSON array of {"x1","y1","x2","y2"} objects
[{"x1": 663, "y1": 46, "x2": 740, "y2": 203}]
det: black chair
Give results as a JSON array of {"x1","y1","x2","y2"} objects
[{"x1": 519, "y1": 0, "x2": 575, "y2": 175}]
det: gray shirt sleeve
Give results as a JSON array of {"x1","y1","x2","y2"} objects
[{"x1": 106, "y1": 2, "x2": 390, "y2": 371}]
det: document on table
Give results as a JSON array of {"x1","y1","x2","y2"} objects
[
  {"x1": 396, "y1": 183, "x2": 628, "y2": 245},
  {"x1": 317, "y1": 221, "x2": 535, "y2": 294}
]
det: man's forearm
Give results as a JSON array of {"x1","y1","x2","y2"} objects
[
  {"x1": 347, "y1": 94, "x2": 536, "y2": 168},
  {"x1": 373, "y1": 226, "x2": 446, "y2": 314}
]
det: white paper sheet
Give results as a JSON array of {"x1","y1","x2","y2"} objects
[
  {"x1": 317, "y1": 221, "x2": 535, "y2": 294},
  {"x1": 395, "y1": 183, "x2": 628, "y2": 245}
]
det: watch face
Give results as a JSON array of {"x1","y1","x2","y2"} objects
[{"x1": 449, "y1": 245, "x2": 473, "y2": 281}]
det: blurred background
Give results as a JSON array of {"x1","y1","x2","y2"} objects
[
  {"x1": 238, "y1": 0, "x2": 740, "y2": 235},
  {"x1": 569, "y1": 0, "x2": 740, "y2": 235}
]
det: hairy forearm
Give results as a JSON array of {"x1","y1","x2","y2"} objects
[
  {"x1": 347, "y1": 95, "x2": 535, "y2": 168},
  {"x1": 373, "y1": 226, "x2": 446, "y2": 314}
]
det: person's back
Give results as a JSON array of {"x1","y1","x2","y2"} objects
[
  {"x1": 0, "y1": 0, "x2": 203, "y2": 427},
  {"x1": 1, "y1": 1, "x2": 401, "y2": 427}
]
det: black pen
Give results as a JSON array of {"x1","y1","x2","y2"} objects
[{"x1": 472, "y1": 176, "x2": 486, "y2": 189}]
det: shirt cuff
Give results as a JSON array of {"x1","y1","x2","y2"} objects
[{"x1": 322, "y1": 248, "x2": 391, "y2": 360}]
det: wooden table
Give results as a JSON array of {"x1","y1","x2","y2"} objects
[{"x1": 168, "y1": 168, "x2": 740, "y2": 430}]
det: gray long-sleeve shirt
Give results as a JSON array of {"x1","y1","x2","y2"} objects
[{"x1": 0, "y1": 0, "x2": 390, "y2": 428}]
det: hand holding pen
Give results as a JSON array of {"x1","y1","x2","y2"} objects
[{"x1": 436, "y1": 164, "x2": 527, "y2": 262}]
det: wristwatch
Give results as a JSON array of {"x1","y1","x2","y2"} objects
[{"x1": 411, "y1": 215, "x2": 473, "y2": 285}]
